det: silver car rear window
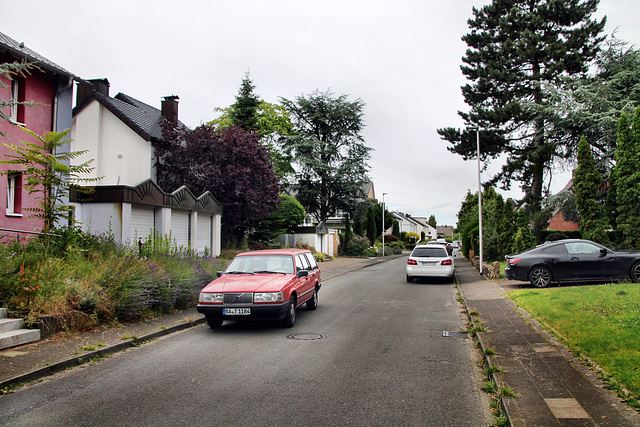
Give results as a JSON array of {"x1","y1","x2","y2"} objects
[{"x1": 412, "y1": 247, "x2": 447, "y2": 257}]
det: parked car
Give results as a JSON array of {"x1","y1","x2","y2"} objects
[
  {"x1": 406, "y1": 244, "x2": 455, "y2": 282},
  {"x1": 505, "y1": 239, "x2": 640, "y2": 288},
  {"x1": 197, "y1": 249, "x2": 321, "y2": 328},
  {"x1": 427, "y1": 240, "x2": 452, "y2": 255}
]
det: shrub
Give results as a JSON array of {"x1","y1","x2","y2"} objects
[
  {"x1": 314, "y1": 253, "x2": 325, "y2": 262},
  {"x1": 389, "y1": 243, "x2": 403, "y2": 254},
  {"x1": 346, "y1": 235, "x2": 370, "y2": 256},
  {"x1": 295, "y1": 242, "x2": 316, "y2": 252},
  {"x1": 0, "y1": 229, "x2": 226, "y2": 328},
  {"x1": 365, "y1": 246, "x2": 379, "y2": 257}
]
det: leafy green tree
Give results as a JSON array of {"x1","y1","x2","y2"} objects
[
  {"x1": 574, "y1": 136, "x2": 609, "y2": 244},
  {"x1": 438, "y1": 0, "x2": 605, "y2": 242},
  {"x1": 484, "y1": 189, "x2": 504, "y2": 261},
  {"x1": 0, "y1": 127, "x2": 100, "y2": 238},
  {"x1": 427, "y1": 215, "x2": 436, "y2": 229},
  {"x1": 614, "y1": 108, "x2": 640, "y2": 248},
  {"x1": 272, "y1": 194, "x2": 306, "y2": 231},
  {"x1": 513, "y1": 210, "x2": 536, "y2": 253},
  {"x1": 280, "y1": 90, "x2": 372, "y2": 223},
  {"x1": 497, "y1": 200, "x2": 517, "y2": 257},
  {"x1": 457, "y1": 190, "x2": 479, "y2": 258},
  {"x1": 252, "y1": 194, "x2": 305, "y2": 244}
]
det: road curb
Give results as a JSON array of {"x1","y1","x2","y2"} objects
[
  {"x1": 455, "y1": 274, "x2": 519, "y2": 427},
  {"x1": 0, "y1": 317, "x2": 205, "y2": 391}
]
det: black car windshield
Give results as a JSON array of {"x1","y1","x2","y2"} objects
[
  {"x1": 226, "y1": 255, "x2": 295, "y2": 274},
  {"x1": 412, "y1": 247, "x2": 448, "y2": 258}
]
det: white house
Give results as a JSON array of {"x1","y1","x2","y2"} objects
[
  {"x1": 412, "y1": 217, "x2": 437, "y2": 240},
  {"x1": 70, "y1": 79, "x2": 222, "y2": 256},
  {"x1": 393, "y1": 212, "x2": 436, "y2": 240}
]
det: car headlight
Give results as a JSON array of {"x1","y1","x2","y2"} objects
[
  {"x1": 199, "y1": 292, "x2": 223, "y2": 303},
  {"x1": 254, "y1": 292, "x2": 284, "y2": 303}
]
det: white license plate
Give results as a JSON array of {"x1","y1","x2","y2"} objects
[
  {"x1": 223, "y1": 308, "x2": 251, "y2": 316},
  {"x1": 421, "y1": 262, "x2": 437, "y2": 266}
]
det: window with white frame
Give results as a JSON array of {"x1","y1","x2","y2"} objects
[
  {"x1": 9, "y1": 78, "x2": 24, "y2": 124},
  {"x1": 6, "y1": 172, "x2": 22, "y2": 216}
]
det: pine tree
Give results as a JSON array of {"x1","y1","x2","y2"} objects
[
  {"x1": 574, "y1": 136, "x2": 609, "y2": 244},
  {"x1": 230, "y1": 72, "x2": 260, "y2": 132},
  {"x1": 614, "y1": 108, "x2": 640, "y2": 248},
  {"x1": 438, "y1": 0, "x2": 605, "y2": 242}
]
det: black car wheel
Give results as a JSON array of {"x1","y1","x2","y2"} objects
[
  {"x1": 631, "y1": 262, "x2": 640, "y2": 282},
  {"x1": 306, "y1": 288, "x2": 318, "y2": 310},
  {"x1": 529, "y1": 266, "x2": 552, "y2": 288},
  {"x1": 282, "y1": 296, "x2": 296, "y2": 328},
  {"x1": 205, "y1": 315, "x2": 223, "y2": 329},
  {"x1": 406, "y1": 275, "x2": 413, "y2": 283}
]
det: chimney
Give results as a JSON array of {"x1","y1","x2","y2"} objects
[
  {"x1": 76, "y1": 78, "x2": 110, "y2": 104},
  {"x1": 161, "y1": 95, "x2": 179, "y2": 123}
]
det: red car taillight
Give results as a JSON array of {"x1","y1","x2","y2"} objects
[
  {"x1": 407, "y1": 259, "x2": 417, "y2": 265},
  {"x1": 441, "y1": 259, "x2": 452, "y2": 266},
  {"x1": 507, "y1": 258, "x2": 522, "y2": 265}
]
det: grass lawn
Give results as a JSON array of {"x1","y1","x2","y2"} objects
[{"x1": 507, "y1": 282, "x2": 640, "y2": 406}]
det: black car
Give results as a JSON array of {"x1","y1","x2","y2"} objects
[{"x1": 505, "y1": 239, "x2": 640, "y2": 288}]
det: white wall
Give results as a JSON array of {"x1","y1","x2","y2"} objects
[
  {"x1": 72, "y1": 100, "x2": 153, "y2": 186},
  {"x1": 72, "y1": 202, "x2": 122, "y2": 239}
]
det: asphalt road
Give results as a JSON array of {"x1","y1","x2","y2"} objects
[{"x1": 0, "y1": 257, "x2": 491, "y2": 426}]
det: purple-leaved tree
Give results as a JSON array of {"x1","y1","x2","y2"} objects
[{"x1": 156, "y1": 123, "x2": 280, "y2": 248}]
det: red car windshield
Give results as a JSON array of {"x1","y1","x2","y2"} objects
[{"x1": 226, "y1": 255, "x2": 295, "y2": 275}]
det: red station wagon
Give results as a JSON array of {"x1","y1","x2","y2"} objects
[{"x1": 197, "y1": 249, "x2": 321, "y2": 328}]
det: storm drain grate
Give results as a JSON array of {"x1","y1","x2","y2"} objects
[
  {"x1": 287, "y1": 333, "x2": 327, "y2": 341},
  {"x1": 442, "y1": 330, "x2": 469, "y2": 338}
]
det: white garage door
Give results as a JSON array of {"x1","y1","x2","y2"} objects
[
  {"x1": 172, "y1": 210, "x2": 190, "y2": 248},
  {"x1": 130, "y1": 206, "x2": 155, "y2": 243},
  {"x1": 197, "y1": 214, "x2": 212, "y2": 254}
]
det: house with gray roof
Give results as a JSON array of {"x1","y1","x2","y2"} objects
[
  {"x1": 70, "y1": 79, "x2": 222, "y2": 255},
  {"x1": 1, "y1": 31, "x2": 85, "y2": 240}
]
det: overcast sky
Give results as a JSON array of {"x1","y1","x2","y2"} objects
[{"x1": 3, "y1": 0, "x2": 639, "y2": 226}]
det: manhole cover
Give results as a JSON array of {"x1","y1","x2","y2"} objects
[
  {"x1": 442, "y1": 330, "x2": 469, "y2": 338},
  {"x1": 287, "y1": 333, "x2": 327, "y2": 341}
]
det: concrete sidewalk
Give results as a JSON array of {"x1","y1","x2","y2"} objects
[
  {"x1": 456, "y1": 258, "x2": 640, "y2": 426},
  {"x1": 0, "y1": 255, "x2": 398, "y2": 391}
]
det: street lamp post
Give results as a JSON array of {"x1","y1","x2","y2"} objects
[
  {"x1": 382, "y1": 192, "x2": 388, "y2": 256},
  {"x1": 468, "y1": 127, "x2": 483, "y2": 275}
]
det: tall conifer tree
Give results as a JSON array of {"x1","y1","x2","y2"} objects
[
  {"x1": 438, "y1": 0, "x2": 605, "y2": 241},
  {"x1": 230, "y1": 72, "x2": 260, "y2": 132},
  {"x1": 574, "y1": 136, "x2": 608, "y2": 244},
  {"x1": 614, "y1": 108, "x2": 640, "y2": 248}
]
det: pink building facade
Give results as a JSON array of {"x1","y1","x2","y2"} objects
[{"x1": 1, "y1": 31, "x2": 82, "y2": 240}]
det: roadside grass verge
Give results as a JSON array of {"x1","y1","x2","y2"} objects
[{"x1": 507, "y1": 282, "x2": 640, "y2": 408}]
